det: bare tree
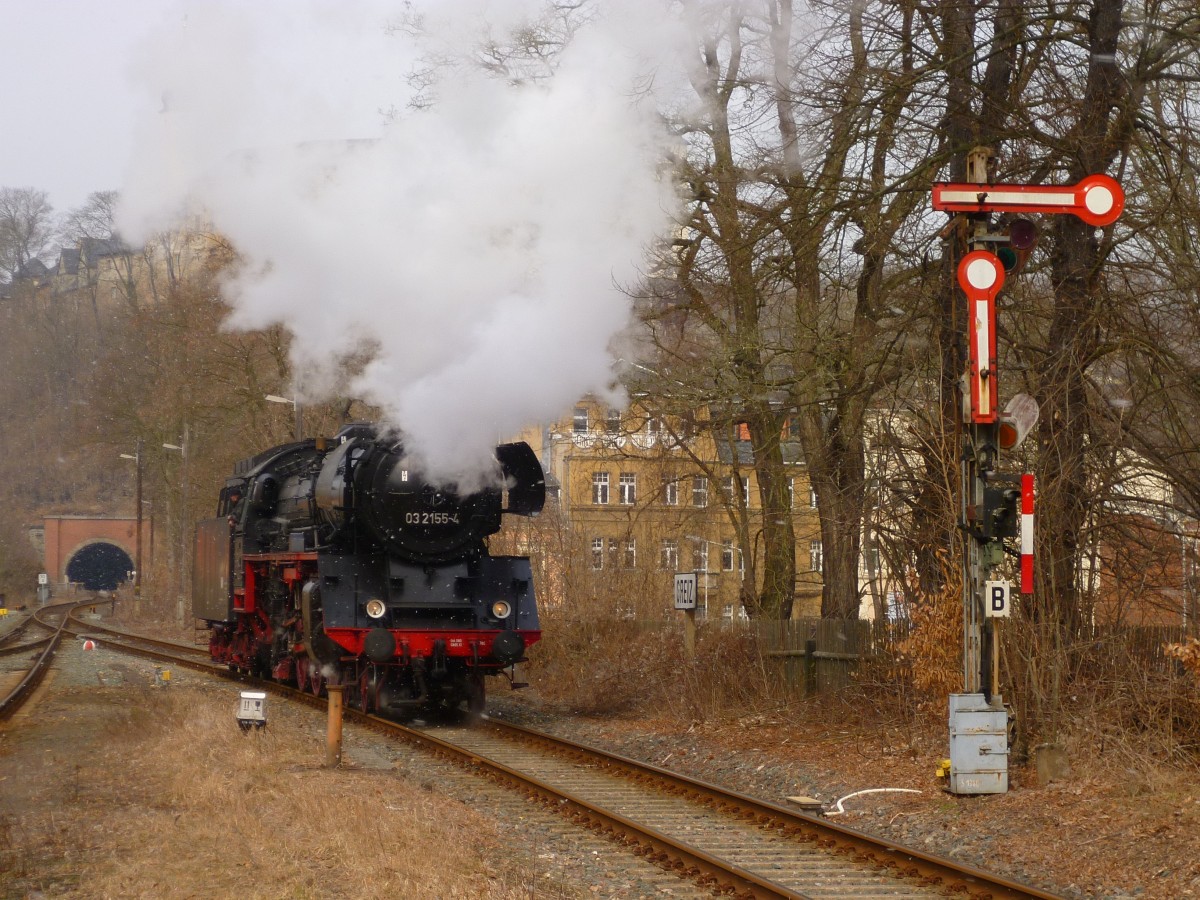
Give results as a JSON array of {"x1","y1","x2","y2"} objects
[
  {"x1": 62, "y1": 190, "x2": 140, "y2": 310},
  {"x1": 60, "y1": 190, "x2": 119, "y2": 245},
  {"x1": 0, "y1": 187, "x2": 55, "y2": 282},
  {"x1": 639, "y1": 0, "x2": 940, "y2": 620}
]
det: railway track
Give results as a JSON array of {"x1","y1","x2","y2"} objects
[
  {"x1": 382, "y1": 716, "x2": 1062, "y2": 900},
  {"x1": 3, "y1": 615, "x2": 1065, "y2": 899},
  {"x1": 0, "y1": 598, "x2": 215, "y2": 720},
  {"x1": 0, "y1": 600, "x2": 92, "y2": 720}
]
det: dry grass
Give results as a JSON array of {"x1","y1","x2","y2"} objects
[
  {"x1": 1, "y1": 684, "x2": 544, "y2": 899},
  {"x1": 526, "y1": 604, "x2": 789, "y2": 720},
  {"x1": 529, "y1": 589, "x2": 1200, "y2": 771}
]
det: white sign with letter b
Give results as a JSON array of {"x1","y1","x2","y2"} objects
[{"x1": 985, "y1": 580, "x2": 1011, "y2": 618}]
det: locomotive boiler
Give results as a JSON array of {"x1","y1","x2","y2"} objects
[{"x1": 192, "y1": 424, "x2": 545, "y2": 715}]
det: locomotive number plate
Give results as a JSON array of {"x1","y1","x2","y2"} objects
[{"x1": 405, "y1": 512, "x2": 461, "y2": 525}]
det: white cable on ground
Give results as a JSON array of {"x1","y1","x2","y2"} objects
[{"x1": 827, "y1": 787, "x2": 922, "y2": 815}]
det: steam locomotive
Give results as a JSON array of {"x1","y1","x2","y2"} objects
[{"x1": 192, "y1": 424, "x2": 545, "y2": 715}]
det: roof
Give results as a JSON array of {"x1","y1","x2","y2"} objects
[
  {"x1": 14, "y1": 258, "x2": 50, "y2": 280},
  {"x1": 58, "y1": 248, "x2": 80, "y2": 275},
  {"x1": 715, "y1": 437, "x2": 805, "y2": 466},
  {"x1": 79, "y1": 236, "x2": 132, "y2": 264}
]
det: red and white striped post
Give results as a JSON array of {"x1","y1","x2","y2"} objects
[{"x1": 1020, "y1": 474, "x2": 1035, "y2": 595}]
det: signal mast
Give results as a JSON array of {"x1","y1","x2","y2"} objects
[{"x1": 931, "y1": 149, "x2": 1124, "y2": 794}]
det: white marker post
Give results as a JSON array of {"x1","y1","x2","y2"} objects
[{"x1": 674, "y1": 573, "x2": 698, "y2": 659}]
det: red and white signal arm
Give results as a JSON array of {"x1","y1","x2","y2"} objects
[
  {"x1": 932, "y1": 174, "x2": 1124, "y2": 227},
  {"x1": 958, "y1": 251, "x2": 1006, "y2": 423}
]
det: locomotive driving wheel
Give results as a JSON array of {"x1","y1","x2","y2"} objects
[
  {"x1": 293, "y1": 656, "x2": 307, "y2": 690},
  {"x1": 357, "y1": 669, "x2": 373, "y2": 714},
  {"x1": 295, "y1": 656, "x2": 323, "y2": 695}
]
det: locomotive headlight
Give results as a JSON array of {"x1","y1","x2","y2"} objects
[
  {"x1": 491, "y1": 600, "x2": 512, "y2": 620},
  {"x1": 365, "y1": 598, "x2": 387, "y2": 619}
]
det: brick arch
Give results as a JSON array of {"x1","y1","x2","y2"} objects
[{"x1": 42, "y1": 516, "x2": 150, "y2": 585}]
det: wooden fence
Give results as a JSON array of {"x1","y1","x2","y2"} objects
[
  {"x1": 741, "y1": 617, "x2": 880, "y2": 695},
  {"x1": 710, "y1": 617, "x2": 1192, "y2": 696}
]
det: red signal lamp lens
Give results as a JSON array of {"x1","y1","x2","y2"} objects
[{"x1": 1009, "y1": 218, "x2": 1038, "y2": 250}]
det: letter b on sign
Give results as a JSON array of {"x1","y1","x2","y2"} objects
[{"x1": 985, "y1": 580, "x2": 1011, "y2": 618}]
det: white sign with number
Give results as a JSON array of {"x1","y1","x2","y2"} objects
[
  {"x1": 984, "y1": 580, "x2": 1011, "y2": 618},
  {"x1": 673, "y1": 573, "x2": 698, "y2": 610}
]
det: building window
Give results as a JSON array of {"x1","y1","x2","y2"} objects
[
  {"x1": 788, "y1": 478, "x2": 795, "y2": 508},
  {"x1": 725, "y1": 475, "x2": 750, "y2": 505},
  {"x1": 661, "y1": 539, "x2": 678, "y2": 571},
  {"x1": 608, "y1": 538, "x2": 619, "y2": 567},
  {"x1": 691, "y1": 542, "x2": 708, "y2": 573},
  {"x1": 810, "y1": 540, "x2": 823, "y2": 572},
  {"x1": 619, "y1": 473, "x2": 637, "y2": 505},
  {"x1": 591, "y1": 538, "x2": 604, "y2": 569},
  {"x1": 606, "y1": 408, "x2": 621, "y2": 433},
  {"x1": 573, "y1": 407, "x2": 589, "y2": 434},
  {"x1": 721, "y1": 540, "x2": 736, "y2": 572},
  {"x1": 663, "y1": 479, "x2": 678, "y2": 506},
  {"x1": 623, "y1": 539, "x2": 637, "y2": 569},
  {"x1": 692, "y1": 476, "x2": 708, "y2": 508},
  {"x1": 810, "y1": 487, "x2": 818, "y2": 509},
  {"x1": 861, "y1": 543, "x2": 880, "y2": 576},
  {"x1": 646, "y1": 416, "x2": 662, "y2": 438},
  {"x1": 592, "y1": 472, "x2": 609, "y2": 505}
]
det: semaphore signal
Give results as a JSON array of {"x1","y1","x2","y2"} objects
[
  {"x1": 932, "y1": 173, "x2": 1125, "y2": 227},
  {"x1": 932, "y1": 149, "x2": 1126, "y2": 797}
]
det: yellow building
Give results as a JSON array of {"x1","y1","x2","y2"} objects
[{"x1": 519, "y1": 397, "x2": 822, "y2": 620}]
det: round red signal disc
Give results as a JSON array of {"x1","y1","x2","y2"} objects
[
  {"x1": 1074, "y1": 173, "x2": 1125, "y2": 227},
  {"x1": 957, "y1": 251, "x2": 1006, "y2": 300}
]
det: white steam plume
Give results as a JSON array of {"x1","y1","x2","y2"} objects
[{"x1": 118, "y1": 0, "x2": 686, "y2": 484}]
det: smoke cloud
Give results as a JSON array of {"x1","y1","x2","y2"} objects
[{"x1": 118, "y1": 0, "x2": 686, "y2": 484}]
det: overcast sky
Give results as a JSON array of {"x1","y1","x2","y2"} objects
[
  {"x1": 1, "y1": 1, "x2": 169, "y2": 214},
  {"x1": 0, "y1": 0, "x2": 401, "y2": 220},
  {"x1": 1, "y1": 0, "x2": 685, "y2": 481}
]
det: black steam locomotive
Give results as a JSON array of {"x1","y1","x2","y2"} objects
[{"x1": 192, "y1": 424, "x2": 545, "y2": 715}]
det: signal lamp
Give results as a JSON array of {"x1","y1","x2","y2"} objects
[
  {"x1": 996, "y1": 246, "x2": 1019, "y2": 272},
  {"x1": 365, "y1": 598, "x2": 387, "y2": 619},
  {"x1": 998, "y1": 393, "x2": 1040, "y2": 450},
  {"x1": 491, "y1": 600, "x2": 513, "y2": 619},
  {"x1": 996, "y1": 218, "x2": 1038, "y2": 274},
  {"x1": 1009, "y1": 218, "x2": 1038, "y2": 250}
]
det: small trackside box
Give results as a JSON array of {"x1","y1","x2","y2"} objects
[
  {"x1": 193, "y1": 517, "x2": 234, "y2": 622},
  {"x1": 948, "y1": 692, "x2": 1009, "y2": 794},
  {"x1": 237, "y1": 691, "x2": 267, "y2": 729}
]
